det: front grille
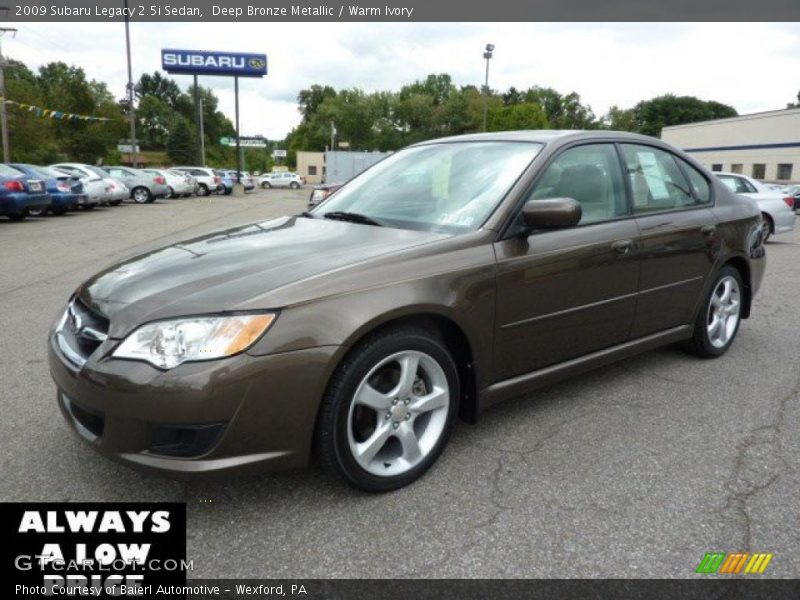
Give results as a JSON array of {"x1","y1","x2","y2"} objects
[{"x1": 56, "y1": 298, "x2": 109, "y2": 367}]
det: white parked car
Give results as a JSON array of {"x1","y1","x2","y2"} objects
[
  {"x1": 715, "y1": 172, "x2": 796, "y2": 242},
  {"x1": 172, "y1": 167, "x2": 221, "y2": 197},
  {"x1": 258, "y1": 171, "x2": 303, "y2": 189},
  {"x1": 143, "y1": 169, "x2": 195, "y2": 198},
  {"x1": 49, "y1": 163, "x2": 115, "y2": 207}
]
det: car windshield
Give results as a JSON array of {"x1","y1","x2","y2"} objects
[{"x1": 314, "y1": 141, "x2": 542, "y2": 233}]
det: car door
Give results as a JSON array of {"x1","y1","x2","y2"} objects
[
  {"x1": 493, "y1": 143, "x2": 641, "y2": 381},
  {"x1": 619, "y1": 144, "x2": 719, "y2": 337}
]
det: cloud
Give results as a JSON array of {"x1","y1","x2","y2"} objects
[{"x1": 6, "y1": 22, "x2": 799, "y2": 140}]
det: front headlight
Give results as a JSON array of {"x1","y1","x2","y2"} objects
[{"x1": 113, "y1": 313, "x2": 276, "y2": 369}]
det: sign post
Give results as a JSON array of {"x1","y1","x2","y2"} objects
[{"x1": 161, "y1": 49, "x2": 267, "y2": 180}]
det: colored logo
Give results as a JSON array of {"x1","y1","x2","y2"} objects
[
  {"x1": 696, "y1": 552, "x2": 773, "y2": 574},
  {"x1": 247, "y1": 57, "x2": 266, "y2": 69}
]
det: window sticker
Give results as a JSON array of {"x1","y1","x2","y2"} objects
[
  {"x1": 438, "y1": 213, "x2": 475, "y2": 227},
  {"x1": 637, "y1": 151, "x2": 670, "y2": 200}
]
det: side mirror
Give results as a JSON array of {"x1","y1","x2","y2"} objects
[{"x1": 521, "y1": 197, "x2": 582, "y2": 230}]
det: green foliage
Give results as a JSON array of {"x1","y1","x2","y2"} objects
[
  {"x1": 4, "y1": 59, "x2": 125, "y2": 163},
  {"x1": 283, "y1": 76, "x2": 601, "y2": 153},
  {"x1": 624, "y1": 94, "x2": 738, "y2": 137},
  {"x1": 165, "y1": 117, "x2": 195, "y2": 164}
]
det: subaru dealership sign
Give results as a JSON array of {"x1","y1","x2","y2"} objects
[{"x1": 161, "y1": 49, "x2": 267, "y2": 77}]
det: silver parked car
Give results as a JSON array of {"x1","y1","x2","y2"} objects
[
  {"x1": 143, "y1": 168, "x2": 195, "y2": 198},
  {"x1": 259, "y1": 171, "x2": 303, "y2": 189},
  {"x1": 103, "y1": 166, "x2": 170, "y2": 204},
  {"x1": 49, "y1": 163, "x2": 115, "y2": 207},
  {"x1": 172, "y1": 167, "x2": 220, "y2": 197},
  {"x1": 715, "y1": 172, "x2": 796, "y2": 242}
]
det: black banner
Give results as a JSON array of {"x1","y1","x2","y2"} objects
[{"x1": 3, "y1": 503, "x2": 187, "y2": 597}]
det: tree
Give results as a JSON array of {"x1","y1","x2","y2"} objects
[
  {"x1": 490, "y1": 103, "x2": 548, "y2": 131},
  {"x1": 630, "y1": 95, "x2": 737, "y2": 137},
  {"x1": 135, "y1": 72, "x2": 182, "y2": 107},
  {"x1": 166, "y1": 117, "x2": 195, "y2": 163}
]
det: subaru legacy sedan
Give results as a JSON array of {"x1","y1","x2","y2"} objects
[{"x1": 49, "y1": 131, "x2": 765, "y2": 492}]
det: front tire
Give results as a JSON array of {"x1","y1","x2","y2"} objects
[
  {"x1": 261, "y1": 181, "x2": 271, "y2": 189},
  {"x1": 196, "y1": 184, "x2": 210, "y2": 197},
  {"x1": 684, "y1": 265, "x2": 743, "y2": 358},
  {"x1": 290, "y1": 181, "x2": 300, "y2": 189},
  {"x1": 316, "y1": 327, "x2": 459, "y2": 492},
  {"x1": 28, "y1": 207, "x2": 47, "y2": 217}
]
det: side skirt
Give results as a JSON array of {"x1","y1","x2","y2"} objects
[{"x1": 478, "y1": 325, "x2": 693, "y2": 412}]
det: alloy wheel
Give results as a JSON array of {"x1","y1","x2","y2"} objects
[
  {"x1": 347, "y1": 350, "x2": 450, "y2": 477},
  {"x1": 133, "y1": 188, "x2": 149, "y2": 204},
  {"x1": 706, "y1": 275, "x2": 741, "y2": 349}
]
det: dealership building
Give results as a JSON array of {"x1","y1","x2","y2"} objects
[{"x1": 661, "y1": 107, "x2": 800, "y2": 183}]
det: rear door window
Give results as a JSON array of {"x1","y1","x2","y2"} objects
[{"x1": 620, "y1": 145, "x2": 695, "y2": 213}]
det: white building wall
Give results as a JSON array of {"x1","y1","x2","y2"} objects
[{"x1": 661, "y1": 108, "x2": 800, "y2": 183}]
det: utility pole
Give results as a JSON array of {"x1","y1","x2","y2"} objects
[
  {"x1": 0, "y1": 28, "x2": 18, "y2": 163},
  {"x1": 482, "y1": 43, "x2": 494, "y2": 133},
  {"x1": 234, "y1": 76, "x2": 242, "y2": 183},
  {"x1": 198, "y1": 96, "x2": 205, "y2": 166},
  {"x1": 193, "y1": 74, "x2": 203, "y2": 165},
  {"x1": 123, "y1": 0, "x2": 138, "y2": 167}
]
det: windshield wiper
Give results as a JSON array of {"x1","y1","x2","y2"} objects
[{"x1": 322, "y1": 211, "x2": 384, "y2": 227}]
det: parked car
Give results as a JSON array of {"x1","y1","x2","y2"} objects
[
  {"x1": 50, "y1": 163, "x2": 112, "y2": 207},
  {"x1": 259, "y1": 171, "x2": 303, "y2": 189},
  {"x1": 213, "y1": 170, "x2": 234, "y2": 195},
  {"x1": 102, "y1": 166, "x2": 169, "y2": 204},
  {"x1": 49, "y1": 131, "x2": 765, "y2": 491},
  {"x1": 143, "y1": 168, "x2": 194, "y2": 199},
  {"x1": 308, "y1": 182, "x2": 343, "y2": 209},
  {"x1": 171, "y1": 167, "x2": 220, "y2": 197},
  {"x1": 714, "y1": 172, "x2": 796, "y2": 241},
  {"x1": 54, "y1": 163, "x2": 126, "y2": 206},
  {"x1": 219, "y1": 170, "x2": 255, "y2": 192},
  {"x1": 7, "y1": 164, "x2": 88, "y2": 216},
  {"x1": 0, "y1": 163, "x2": 50, "y2": 220}
]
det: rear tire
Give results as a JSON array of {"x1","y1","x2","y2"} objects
[
  {"x1": 316, "y1": 327, "x2": 460, "y2": 492},
  {"x1": 683, "y1": 265, "x2": 744, "y2": 358},
  {"x1": 8, "y1": 211, "x2": 27, "y2": 221},
  {"x1": 262, "y1": 182, "x2": 271, "y2": 189},
  {"x1": 290, "y1": 181, "x2": 300, "y2": 189},
  {"x1": 110, "y1": 199, "x2": 123, "y2": 206},
  {"x1": 132, "y1": 187, "x2": 152, "y2": 204},
  {"x1": 28, "y1": 207, "x2": 47, "y2": 217},
  {"x1": 196, "y1": 184, "x2": 209, "y2": 197},
  {"x1": 166, "y1": 186, "x2": 175, "y2": 199}
]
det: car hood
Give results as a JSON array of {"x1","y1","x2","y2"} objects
[{"x1": 79, "y1": 216, "x2": 449, "y2": 338}]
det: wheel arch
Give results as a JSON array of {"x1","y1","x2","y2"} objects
[
  {"x1": 330, "y1": 309, "x2": 480, "y2": 425},
  {"x1": 723, "y1": 255, "x2": 752, "y2": 319}
]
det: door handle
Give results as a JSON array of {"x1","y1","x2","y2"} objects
[
  {"x1": 701, "y1": 225, "x2": 717, "y2": 236},
  {"x1": 611, "y1": 239, "x2": 633, "y2": 255}
]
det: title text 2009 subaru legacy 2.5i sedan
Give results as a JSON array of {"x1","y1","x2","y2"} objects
[{"x1": 49, "y1": 131, "x2": 765, "y2": 492}]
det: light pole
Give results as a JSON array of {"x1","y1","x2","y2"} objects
[
  {"x1": 482, "y1": 43, "x2": 494, "y2": 133},
  {"x1": 123, "y1": 0, "x2": 138, "y2": 167}
]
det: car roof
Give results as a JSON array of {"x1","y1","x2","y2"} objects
[{"x1": 412, "y1": 129, "x2": 662, "y2": 146}]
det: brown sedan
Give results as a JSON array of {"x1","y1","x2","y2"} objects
[{"x1": 49, "y1": 131, "x2": 765, "y2": 491}]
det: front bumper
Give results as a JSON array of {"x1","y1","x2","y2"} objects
[
  {"x1": 0, "y1": 192, "x2": 50, "y2": 215},
  {"x1": 49, "y1": 327, "x2": 339, "y2": 478}
]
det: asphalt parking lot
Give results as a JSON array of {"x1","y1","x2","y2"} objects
[{"x1": 2, "y1": 188, "x2": 798, "y2": 578}]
